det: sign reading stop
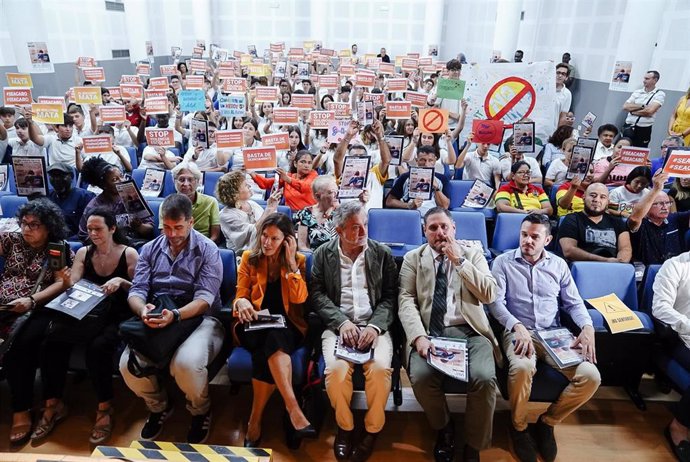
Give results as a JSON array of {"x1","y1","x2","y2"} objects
[{"x1": 483, "y1": 77, "x2": 536, "y2": 127}]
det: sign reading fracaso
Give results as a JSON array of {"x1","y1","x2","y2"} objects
[
  {"x1": 145, "y1": 128, "x2": 175, "y2": 148},
  {"x1": 310, "y1": 111, "x2": 336, "y2": 129}
]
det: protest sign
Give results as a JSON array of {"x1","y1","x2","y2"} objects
[
  {"x1": 436, "y1": 78, "x2": 465, "y2": 100},
  {"x1": 77, "y1": 57, "x2": 96, "y2": 68},
  {"x1": 610, "y1": 147, "x2": 649, "y2": 180},
  {"x1": 120, "y1": 75, "x2": 142, "y2": 85},
  {"x1": 291, "y1": 93, "x2": 314, "y2": 109},
  {"x1": 387, "y1": 78, "x2": 408, "y2": 92},
  {"x1": 326, "y1": 102, "x2": 351, "y2": 119},
  {"x1": 255, "y1": 86, "x2": 279, "y2": 103},
  {"x1": 73, "y1": 86, "x2": 103, "y2": 105},
  {"x1": 31, "y1": 103, "x2": 64, "y2": 125},
  {"x1": 223, "y1": 78, "x2": 247, "y2": 93},
  {"x1": 355, "y1": 72, "x2": 375, "y2": 88},
  {"x1": 185, "y1": 75, "x2": 204, "y2": 89},
  {"x1": 160, "y1": 64, "x2": 177, "y2": 76},
  {"x1": 243, "y1": 147, "x2": 277, "y2": 171},
  {"x1": 327, "y1": 120, "x2": 350, "y2": 144},
  {"x1": 310, "y1": 111, "x2": 336, "y2": 129},
  {"x1": 6, "y1": 73, "x2": 32, "y2": 88},
  {"x1": 37, "y1": 97, "x2": 66, "y2": 112},
  {"x1": 99, "y1": 105, "x2": 126, "y2": 124},
  {"x1": 119, "y1": 84, "x2": 143, "y2": 100},
  {"x1": 218, "y1": 94, "x2": 246, "y2": 118},
  {"x1": 261, "y1": 133, "x2": 290, "y2": 150},
  {"x1": 82, "y1": 135, "x2": 113, "y2": 155},
  {"x1": 663, "y1": 148, "x2": 690, "y2": 178},
  {"x1": 472, "y1": 119, "x2": 504, "y2": 144},
  {"x1": 145, "y1": 128, "x2": 175, "y2": 148},
  {"x1": 405, "y1": 91, "x2": 428, "y2": 108},
  {"x1": 144, "y1": 97, "x2": 169, "y2": 115},
  {"x1": 3, "y1": 87, "x2": 32, "y2": 106},
  {"x1": 13, "y1": 156, "x2": 47, "y2": 196},
  {"x1": 136, "y1": 63, "x2": 151, "y2": 76},
  {"x1": 148, "y1": 77, "x2": 169, "y2": 89},
  {"x1": 82, "y1": 67, "x2": 106, "y2": 82},
  {"x1": 178, "y1": 90, "x2": 206, "y2": 112},
  {"x1": 420, "y1": 108, "x2": 449, "y2": 134},
  {"x1": 273, "y1": 108, "x2": 299, "y2": 125},
  {"x1": 319, "y1": 74, "x2": 339, "y2": 89},
  {"x1": 386, "y1": 101, "x2": 412, "y2": 120},
  {"x1": 586, "y1": 293, "x2": 644, "y2": 334},
  {"x1": 216, "y1": 130, "x2": 244, "y2": 149}
]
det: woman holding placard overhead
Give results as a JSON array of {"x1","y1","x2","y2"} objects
[
  {"x1": 249, "y1": 150, "x2": 318, "y2": 212},
  {"x1": 232, "y1": 213, "x2": 315, "y2": 447}
]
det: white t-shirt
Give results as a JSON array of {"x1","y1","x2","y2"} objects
[
  {"x1": 44, "y1": 132, "x2": 82, "y2": 166},
  {"x1": 114, "y1": 126, "x2": 138, "y2": 147},
  {"x1": 608, "y1": 185, "x2": 650, "y2": 214},
  {"x1": 140, "y1": 146, "x2": 179, "y2": 169},
  {"x1": 184, "y1": 145, "x2": 219, "y2": 171},
  {"x1": 554, "y1": 86, "x2": 572, "y2": 128},
  {"x1": 83, "y1": 145, "x2": 127, "y2": 171},
  {"x1": 462, "y1": 150, "x2": 501, "y2": 186},
  {"x1": 6, "y1": 139, "x2": 45, "y2": 159},
  {"x1": 624, "y1": 88, "x2": 666, "y2": 127},
  {"x1": 545, "y1": 158, "x2": 568, "y2": 184}
]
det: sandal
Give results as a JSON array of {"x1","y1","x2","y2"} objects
[
  {"x1": 9, "y1": 413, "x2": 32, "y2": 446},
  {"x1": 89, "y1": 407, "x2": 114, "y2": 445},
  {"x1": 30, "y1": 402, "x2": 68, "y2": 443}
]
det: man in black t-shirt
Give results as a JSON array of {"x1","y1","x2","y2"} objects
[{"x1": 557, "y1": 182, "x2": 632, "y2": 262}]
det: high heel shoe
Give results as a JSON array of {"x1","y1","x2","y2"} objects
[
  {"x1": 244, "y1": 435, "x2": 262, "y2": 448},
  {"x1": 293, "y1": 423, "x2": 317, "y2": 439}
]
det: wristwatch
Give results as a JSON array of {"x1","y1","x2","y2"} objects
[{"x1": 172, "y1": 309, "x2": 181, "y2": 322}]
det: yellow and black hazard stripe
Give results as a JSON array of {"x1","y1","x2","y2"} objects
[
  {"x1": 130, "y1": 440, "x2": 271, "y2": 459},
  {"x1": 92, "y1": 446, "x2": 269, "y2": 461}
]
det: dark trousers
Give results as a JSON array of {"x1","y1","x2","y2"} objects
[
  {"x1": 623, "y1": 124, "x2": 653, "y2": 148},
  {"x1": 41, "y1": 322, "x2": 122, "y2": 403},
  {"x1": 3, "y1": 312, "x2": 52, "y2": 412},
  {"x1": 670, "y1": 342, "x2": 690, "y2": 427}
]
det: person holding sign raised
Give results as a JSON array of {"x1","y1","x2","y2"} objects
[
  {"x1": 26, "y1": 110, "x2": 82, "y2": 167},
  {"x1": 78, "y1": 157, "x2": 153, "y2": 245},
  {"x1": 627, "y1": 171, "x2": 689, "y2": 265},
  {"x1": 557, "y1": 182, "x2": 632, "y2": 263},
  {"x1": 490, "y1": 214, "x2": 600, "y2": 462},
  {"x1": 456, "y1": 133, "x2": 502, "y2": 190},
  {"x1": 398, "y1": 207, "x2": 500, "y2": 462},
  {"x1": 309, "y1": 200, "x2": 397, "y2": 462},
  {"x1": 249, "y1": 150, "x2": 317, "y2": 212},
  {"x1": 0, "y1": 118, "x2": 45, "y2": 161}
]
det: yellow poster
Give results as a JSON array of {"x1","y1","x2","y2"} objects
[
  {"x1": 586, "y1": 293, "x2": 644, "y2": 334},
  {"x1": 31, "y1": 103, "x2": 64, "y2": 124},
  {"x1": 6, "y1": 73, "x2": 33, "y2": 88},
  {"x1": 73, "y1": 86, "x2": 103, "y2": 105}
]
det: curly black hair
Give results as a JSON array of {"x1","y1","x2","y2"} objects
[
  {"x1": 17, "y1": 198, "x2": 69, "y2": 242},
  {"x1": 81, "y1": 157, "x2": 120, "y2": 189}
]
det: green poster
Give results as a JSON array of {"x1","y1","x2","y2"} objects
[{"x1": 437, "y1": 78, "x2": 465, "y2": 100}]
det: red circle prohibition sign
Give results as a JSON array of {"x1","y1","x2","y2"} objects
[
  {"x1": 422, "y1": 109, "x2": 444, "y2": 132},
  {"x1": 483, "y1": 77, "x2": 536, "y2": 125}
]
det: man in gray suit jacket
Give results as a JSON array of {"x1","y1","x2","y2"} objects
[
  {"x1": 311, "y1": 201, "x2": 398, "y2": 462},
  {"x1": 399, "y1": 207, "x2": 501, "y2": 462}
]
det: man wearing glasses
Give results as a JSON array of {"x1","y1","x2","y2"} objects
[
  {"x1": 554, "y1": 63, "x2": 572, "y2": 130},
  {"x1": 628, "y1": 171, "x2": 689, "y2": 265},
  {"x1": 651, "y1": 135, "x2": 684, "y2": 174}
]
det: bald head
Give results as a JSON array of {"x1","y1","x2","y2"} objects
[{"x1": 583, "y1": 182, "x2": 609, "y2": 217}]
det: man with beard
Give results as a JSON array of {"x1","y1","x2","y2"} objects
[
  {"x1": 46, "y1": 162, "x2": 95, "y2": 240},
  {"x1": 398, "y1": 207, "x2": 500, "y2": 462},
  {"x1": 557, "y1": 182, "x2": 632, "y2": 262},
  {"x1": 490, "y1": 214, "x2": 600, "y2": 462}
]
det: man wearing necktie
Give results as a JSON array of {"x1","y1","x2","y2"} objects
[{"x1": 399, "y1": 207, "x2": 501, "y2": 462}]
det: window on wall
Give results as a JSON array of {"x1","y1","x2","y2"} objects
[
  {"x1": 105, "y1": 0, "x2": 125, "y2": 12},
  {"x1": 112, "y1": 49, "x2": 130, "y2": 59}
]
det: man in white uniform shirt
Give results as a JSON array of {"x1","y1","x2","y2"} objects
[
  {"x1": 622, "y1": 70, "x2": 665, "y2": 148},
  {"x1": 27, "y1": 110, "x2": 82, "y2": 167},
  {"x1": 554, "y1": 64, "x2": 572, "y2": 130},
  {"x1": 0, "y1": 118, "x2": 46, "y2": 161},
  {"x1": 456, "y1": 134, "x2": 502, "y2": 189}
]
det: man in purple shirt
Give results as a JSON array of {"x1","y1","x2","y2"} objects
[
  {"x1": 119, "y1": 194, "x2": 223, "y2": 444},
  {"x1": 489, "y1": 214, "x2": 600, "y2": 462}
]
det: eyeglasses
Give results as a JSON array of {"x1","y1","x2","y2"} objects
[
  {"x1": 176, "y1": 176, "x2": 197, "y2": 184},
  {"x1": 20, "y1": 220, "x2": 42, "y2": 230},
  {"x1": 515, "y1": 170, "x2": 531, "y2": 176},
  {"x1": 556, "y1": 71, "x2": 568, "y2": 76},
  {"x1": 652, "y1": 201, "x2": 672, "y2": 207}
]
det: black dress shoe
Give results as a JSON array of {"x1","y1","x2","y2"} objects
[
  {"x1": 334, "y1": 427, "x2": 353, "y2": 460},
  {"x1": 510, "y1": 426, "x2": 537, "y2": 462},
  {"x1": 665, "y1": 425, "x2": 690, "y2": 462},
  {"x1": 434, "y1": 420, "x2": 455, "y2": 462},
  {"x1": 351, "y1": 431, "x2": 378, "y2": 462},
  {"x1": 462, "y1": 444, "x2": 480, "y2": 462},
  {"x1": 533, "y1": 416, "x2": 557, "y2": 462},
  {"x1": 294, "y1": 423, "x2": 318, "y2": 439}
]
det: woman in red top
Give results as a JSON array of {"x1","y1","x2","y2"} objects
[{"x1": 250, "y1": 150, "x2": 318, "y2": 212}]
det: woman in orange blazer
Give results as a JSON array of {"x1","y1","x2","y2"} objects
[{"x1": 233, "y1": 212, "x2": 315, "y2": 447}]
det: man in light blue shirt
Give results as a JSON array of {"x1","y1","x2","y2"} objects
[{"x1": 489, "y1": 214, "x2": 600, "y2": 462}]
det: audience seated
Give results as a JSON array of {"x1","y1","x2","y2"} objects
[
  {"x1": 35, "y1": 208, "x2": 138, "y2": 444},
  {"x1": 557, "y1": 183, "x2": 632, "y2": 263},
  {"x1": 500, "y1": 136, "x2": 542, "y2": 184},
  {"x1": 592, "y1": 124, "x2": 618, "y2": 162},
  {"x1": 652, "y1": 251, "x2": 690, "y2": 461},
  {"x1": 0, "y1": 117, "x2": 45, "y2": 161},
  {"x1": 310, "y1": 201, "x2": 398, "y2": 462},
  {"x1": 490, "y1": 214, "x2": 600, "y2": 462},
  {"x1": 592, "y1": 137, "x2": 632, "y2": 186},
  {"x1": 26, "y1": 111, "x2": 81, "y2": 166},
  {"x1": 119, "y1": 194, "x2": 224, "y2": 444},
  {"x1": 233, "y1": 213, "x2": 316, "y2": 447},
  {"x1": 295, "y1": 175, "x2": 339, "y2": 251},
  {"x1": 651, "y1": 135, "x2": 684, "y2": 174},
  {"x1": 540, "y1": 125, "x2": 574, "y2": 168},
  {"x1": 386, "y1": 145, "x2": 450, "y2": 215},
  {"x1": 216, "y1": 171, "x2": 280, "y2": 252},
  {"x1": 628, "y1": 171, "x2": 689, "y2": 265},
  {"x1": 495, "y1": 161, "x2": 552, "y2": 215},
  {"x1": 1, "y1": 199, "x2": 73, "y2": 445},
  {"x1": 182, "y1": 122, "x2": 227, "y2": 172},
  {"x1": 78, "y1": 157, "x2": 154, "y2": 245},
  {"x1": 607, "y1": 166, "x2": 652, "y2": 218},
  {"x1": 251, "y1": 149, "x2": 318, "y2": 212},
  {"x1": 544, "y1": 138, "x2": 576, "y2": 189},
  {"x1": 555, "y1": 171, "x2": 594, "y2": 217},
  {"x1": 399, "y1": 208, "x2": 499, "y2": 462},
  {"x1": 163, "y1": 161, "x2": 221, "y2": 243},
  {"x1": 46, "y1": 162, "x2": 95, "y2": 241}
]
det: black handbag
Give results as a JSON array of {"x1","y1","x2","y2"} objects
[
  {"x1": 0, "y1": 261, "x2": 49, "y2": 365},
  {"x1": 45, "y1": 297, "x2": 113, "y2": 344},
  {"x1": 119, "y1": 294, "x2": 202, "y2": 377}
]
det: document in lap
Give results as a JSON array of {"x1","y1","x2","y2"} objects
[
  {"x1": 245, "y1": 309, "x2": 287, "y2": 331},
  {"x1": 334, "y1": 337, "x2": 374, "y2": 365},
  {"x1": 427, "y1": 337, "x2": 468, "y2": 382},
  {"x1": 536, "y1": 328, "x2": 583, "y2": 369},
  {"x1": 46, "y1": 280, "x2": 107, "y2": 320}
]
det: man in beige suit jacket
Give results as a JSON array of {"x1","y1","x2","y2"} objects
[{"x1": 399, "y1": 207, "x2": 502, "y2": 462}]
